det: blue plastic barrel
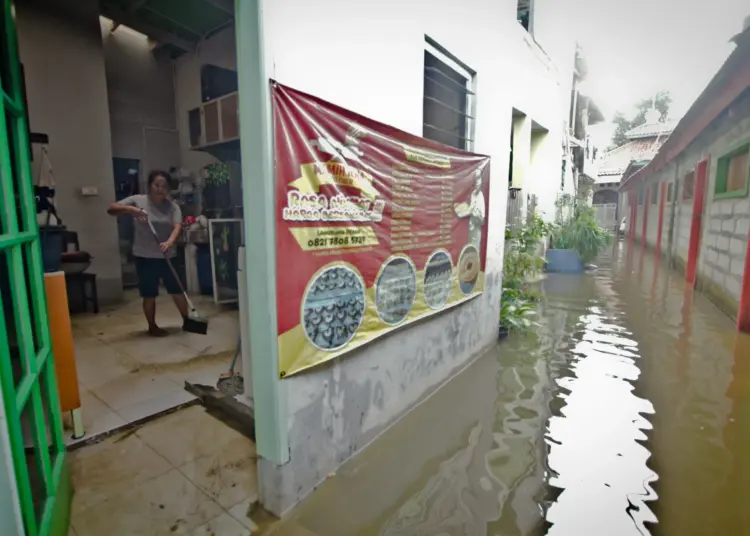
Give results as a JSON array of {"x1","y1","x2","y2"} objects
[{"x1": 545, "y1": 249, "x2": 584, "y2": 273}]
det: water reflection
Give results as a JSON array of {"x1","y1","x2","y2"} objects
[{"x1": 267, "y1": 244, "x2": 750, "y2": 536}]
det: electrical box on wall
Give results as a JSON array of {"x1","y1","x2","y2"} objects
[{"x1": 80, "y1": 187, "x2": 98, "y2": 197}]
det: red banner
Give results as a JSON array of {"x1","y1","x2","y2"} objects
[{"x1": 273, "y1": 82, "x2": 490, "y2": 377}]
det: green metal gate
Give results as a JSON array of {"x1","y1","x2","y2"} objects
[{"x1": 0, "y1": 1, "x2": 71, "y2": 535}]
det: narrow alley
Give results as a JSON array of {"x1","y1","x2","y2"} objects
[
  {"x1": 253, "y1": 243, "x2": 749, "y2": 535},
  {"x1": 2, "y1": 1, "x2": 750, "y2": 535}
]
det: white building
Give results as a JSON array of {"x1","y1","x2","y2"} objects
[{"x1": 0, "y1": 0, "x2": 580, "y2": 528}]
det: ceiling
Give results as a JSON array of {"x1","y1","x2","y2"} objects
[{"x1": 99, "y1": 0, "x2": 234, "y2": 55}]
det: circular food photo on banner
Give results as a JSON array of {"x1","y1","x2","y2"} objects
[
  {"x1": 301, "y1": 264, "x2": 365, "y2": 351},
  {"x1": 375, "y1": 255, "x2": 417, "y2": 325},
  {"x1": 458, "y1": 244, "x2": 480, "y2": 295},
  {"x1": 423, "y1": 250, "x2": 453, "y2": 310}
]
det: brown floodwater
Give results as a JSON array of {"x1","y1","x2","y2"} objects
[{"x1": 265, "y1": 242, "x2": 750, "y2": 536}]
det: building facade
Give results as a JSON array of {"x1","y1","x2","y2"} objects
[
  {"x1": 0, "y1": 0, "x2": 581, "y2": 529},
  {"x1": 621, "y1": 19, "x2": 750, "y2": 331}
]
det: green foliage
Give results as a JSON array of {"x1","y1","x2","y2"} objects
[
  {"x1": 499, "y1": 287, "x2": 538, "y2": 332},
  {"x1": 611, "y1": 91, "x2": 672, "y2": 148},
  {"x1": 551, "y1": 208, "x2": 612, "y2": 264},
  {"x1": 500, "y1": 216, "x2": 551, "y2": 333},
  {"x1": 503, "y1": 215, "x2": 552, "y2": 287},
  {"x1": 205, "y1": 162, "x2": 230, "y2": 185}
]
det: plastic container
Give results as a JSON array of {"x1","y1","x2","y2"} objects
[
  {"x1": 545, "y1": 249, "x2": 584, "y2": 273},
  {"x1": 38, "y1": 225, "x2": 66, "y2": 273}
]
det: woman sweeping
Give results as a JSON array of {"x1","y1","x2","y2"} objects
[{"x1": 107, "y1": 170, "x2": 188, "y2": 337}]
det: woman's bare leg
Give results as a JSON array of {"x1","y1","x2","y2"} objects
[
  {"x1": 171, "y1": 293, "x2": 189, "y2": 319},
  {"x1": 143, "y1": 298, "x2": 167, "y2": 336}
]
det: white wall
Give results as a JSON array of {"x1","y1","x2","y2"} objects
[
  {"x1": 256, "y1": 0, "x2": 576, "y2": 514},
  {"x1": 100, "y1": 18, "x2": 180, "y2": 184},
  {"x1": 16, "y1": 0, "x2": 122, "y2": 302},
  {"x1": 0, "y1": 390, "x2": 24, "y2": 536},
  {"x1": 174, "y1": 28, "x2": 238, "y2": 177}
]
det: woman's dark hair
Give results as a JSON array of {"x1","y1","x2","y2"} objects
[{"x1": 147, "y1": 170, "x2": 171, "y2": 188}]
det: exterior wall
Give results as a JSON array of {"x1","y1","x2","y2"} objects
[
  {"x1": 16, "y1": 0, "x2": 123, "y2": 302},
  {"x1": 635, "y1": 205, "x2": 644, "y2": 241},
  {"x1": 630, "y1": 88, "x2": 750, "y2": 317},
  {"x1": 256, "y1": 0, "x2": 576, "y2": 514},
  {"x1": 646, "y1": 187, "x2": 660, "y2": 246},
  {"x1": 100, "y1": 18, "x2": 180, "y2": 185},
  {"x1": 675, "y1": 192, "x2": 693, "y2": 266}
]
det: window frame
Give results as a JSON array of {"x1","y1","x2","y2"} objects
[
  {"x1": 516, "y1": 0, "x2": 535, "y2": 34},
  {"x1": 423, "y1": 36, "x2": 477, "y2": 152},
  {"x1": 651, "y1": 182, "x2": 658, "y2": 205},
  {"x1": 714, "y1": 140, "x2": 750, "y2": 200}
]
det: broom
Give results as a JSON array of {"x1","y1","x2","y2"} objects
[{"x1": 145, "y1": 217, "x2": 208, "y2": 335}]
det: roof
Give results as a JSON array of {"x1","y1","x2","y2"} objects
[
  {"x1": 596, "y1": 136, "x2": 670, "y2": 182},
  {"x1": 624, "y1": 119, "x2": 677, "y2": 139},
  {"x1": 99, "y1": 0, "x2": 234, "y2": 54},
  {"x1": 622, "y1": 23, "x2": 750, "y2": 190}
]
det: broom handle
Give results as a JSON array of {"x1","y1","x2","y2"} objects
[{"x1": 144, "y1": 214, "x2": 197, "y2": 313}]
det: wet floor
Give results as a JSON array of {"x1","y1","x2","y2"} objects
[{"x1": 265, "y1": 242, "x2": 750, "y2": 536}]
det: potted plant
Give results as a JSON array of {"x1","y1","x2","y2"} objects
[{"x1": 547, "y1": 207, "x2": 612, "y2": 273}]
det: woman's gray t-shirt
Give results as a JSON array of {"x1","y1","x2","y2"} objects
[{"x1": 120, "y1": 195, "x2": 182, "y2": 258}]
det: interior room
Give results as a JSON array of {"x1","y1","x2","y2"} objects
[{"x1": 13, "y1": 0, "x2": 248, "y2": 443}]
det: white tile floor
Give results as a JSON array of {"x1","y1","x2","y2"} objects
[
  {"x1": 65, "y1": 290, "x2": 242, "y2": 445},
  {"x1": 68, "y1": 406, "x2": 259, "y2": 536}
]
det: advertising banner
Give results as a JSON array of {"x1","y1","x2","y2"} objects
[{"x1": 273, "y1": 82, "x2": 490, "y2": 378}]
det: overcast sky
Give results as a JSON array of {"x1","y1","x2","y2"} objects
[{"x1": 571, "y1": 0, "x2": 749, "y2": 147}]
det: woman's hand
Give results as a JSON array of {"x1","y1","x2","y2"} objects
[
  {"x1": 131, "y1": 207, "x2": 148, "y2": 221},
  {"x1": 159, "y1": 239, "x2": 175, "y2": 252}
]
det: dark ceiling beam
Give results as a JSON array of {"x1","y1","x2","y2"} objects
[
  {"x1": 205, "y1": 0, "x2": 234, "y2": 16},
  {"x1": 101, "y1": 5, "x2": 196, "y2": 52}
]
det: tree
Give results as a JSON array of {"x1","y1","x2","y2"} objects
[{"x1": 610, "y1": 91, "x2": 672, "y2": 148}]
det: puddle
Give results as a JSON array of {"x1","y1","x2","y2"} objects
[{"x1": 264, "y1": 243, "x2": 750, "y2": 535}]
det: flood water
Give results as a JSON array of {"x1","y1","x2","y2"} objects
[{"x1": 268, "y1": 243, "x2": 750, "y2": 536}]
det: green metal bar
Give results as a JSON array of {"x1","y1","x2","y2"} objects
[
  {"x1": 0, "y1": 230, "x2": 36, "y2": 250},
  {"x1": 15, "y1": 371, "x2": 33, "y2": 409},
  {"x1": 2, "y1": 0, "x2": 68, "y2": 531},
  {"x1": 38, "y1": 453, "x2": 66, "y2": 536},
  {"x1": 2, "y1": 88, "x2": 22, "y2": 117},
  {"x1": 15, "y1": 347, "x2": 50, "y2": 410},
  {"x1": 0, "y1": 290, "x2": 38, "y2": 535},
  {"x1": 0, "y1": 287, "x2": 38, "y2": 536},
  {"x1": 40, "y1": 356, "x2": 65, "y2": 461},
  {"x1": 29, "y1": 384, "x2": 53, "y2": 495},
  {"x1": 235, "y1": 0, "x2": 289, "y2": 464}
]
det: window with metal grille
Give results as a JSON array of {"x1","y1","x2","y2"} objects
[
  {"x1": 423, "y1": 39, "x2": 475, "y2": 151},
  {"x1": 517, "y1": 0, "x2": 533, "y2": 32}
]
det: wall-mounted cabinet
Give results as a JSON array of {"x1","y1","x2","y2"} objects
[{"x1": 188, "y1": 91, "x2": 239, "y2": 150}]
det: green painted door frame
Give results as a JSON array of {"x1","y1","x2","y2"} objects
[{"x1": 0, "y1": 1, "x2": 72, "y2": 535}]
